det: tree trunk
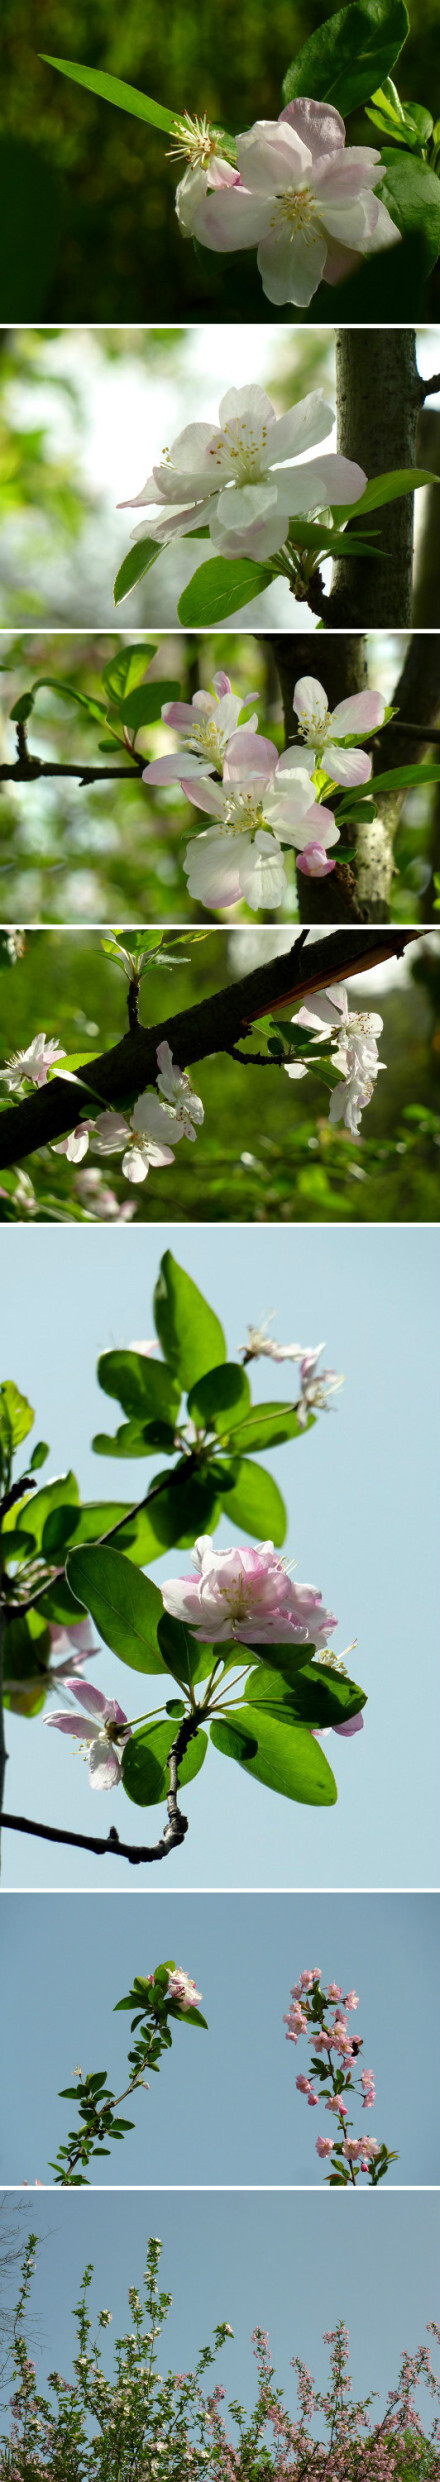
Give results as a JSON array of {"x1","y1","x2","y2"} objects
[
  {"x1": 412, "y1": 411, "x2": 440, "y2": 628},
  {"x1": 329, "y1": 330, "x2": 420, "y2": 627}
]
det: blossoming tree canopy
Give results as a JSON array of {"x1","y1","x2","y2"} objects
[
  {"x1": 40, "y1": 0, "x2": 440, "y2": 320},
  {"x1": 0, "y1": 1250, "x2": 367, "y2": 1854}
]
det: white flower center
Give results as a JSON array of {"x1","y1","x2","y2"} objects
[
  {"x1": 186, "y1": 715, "x2": 225, "y2": 763},
  {"x1": 223, "y1": 789, "x2": 265, "y2": 837},
  {"x1": 207, "y1": 416, "x2": 269, "y2": 481},
  {"x1": 271, "y1": 183, "x2": 319, "y2": 240},
  {"x1": 168, "y1": 112, "x2": 223, "y2": 170},
  {"x1": 297, "y1": 700, "x2": 332, "y2": 748}
]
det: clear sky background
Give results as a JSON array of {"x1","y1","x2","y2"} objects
[
  {"x1": 2, "y1": 1220, "x2": 439, "y2": 1889},
  {"x1": 1, "y1": 2190, "x2": 439, "y2": 2440},
  {"x1": 1, "y1": 1891, "x2": 438, "y2": 2189}
]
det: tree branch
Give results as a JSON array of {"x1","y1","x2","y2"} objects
[
  {"x1": 0, "y1": 1812, "x2": 187, "y2": 1863},
  {"x1": 0, "y1": 759, "x2": 143, "y2": 786},
  {"x1": 329, "y1": 331, "x2": 420, "y2": 628},
  {"x1": 0, "y1": 930, "x2": 419, "y2": 1171},
  {"x1": 380, "y1": 636, "x2": 440, "y2": 779}
]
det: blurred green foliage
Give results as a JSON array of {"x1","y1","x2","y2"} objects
[
  {"x1": 0, "y1": 630, "x2": 439, "y2": 925},
  {"x1": 0, "y1": 927, "x2": 439, "y2": 1223},
  {"x1": 2, "y1": 0, "x2": 440, "y2": 319}
]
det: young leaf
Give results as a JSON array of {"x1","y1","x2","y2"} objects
[
  {"x1": 114, "y1": 539, "x2": 162, "y2": 607},
  {"x1": 153, "y1": 1250, "x2": 226, "y2": 1389},
  {"x1": 115, "y1": 678, "x2": 180, "y2": 730},
  {"x1": 65, "y1": 1544, "x2": 166, "y2": 1672},
  {"x1": 178, "y1": 557, "x2": 273, "y2": 626},
  {"x1": 39, "y1": 58, "x2": 178, "y2": 133},
  {"x1": 97, "y1": 1349, "x2": 181, "y2": 1426},
  {"x1": 101, "y1": 644, "x2": 157, "y2": 700},
  {"x1": 368, "y1": 762, "x2": 440, "y2": 791},
  {"x1": 210, "y1": 1708, "x2": 337, "y2": 1805},
  {"x1": 0, "y1": 1380, "x2": 34, "y2": 1456},
  {"x1": 379, "y1": 151, "x2": 440, "y2": 273},
  {"x1": 187, "y1": 1361, "x2": 251, "y2": 1434},
  {"x1": 282, "y1": 0, "x2": 409, "y2": 119},
  {"x1": 332, "y1": 468, "x2": 440, "y2": 525},
  {"x1": 222, "y1": 1457, "x2": 287, "y2": 1547},
  {"x1": 224, "y1": 1400, "x2": 311, "y2": 1453}
]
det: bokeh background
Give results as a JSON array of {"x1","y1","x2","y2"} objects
[
  {"x1": 2, "y1": 0, "x2": 440, "y2": 321},
  {"x1": 1, "y1": 326, "x2": 440, "y2": 630},
  {"x1": 0, "y1": 928, "x2": 439, "y2": 1224},
  {"x1": 1, "y1": 630, "x2": 439, "y2": 925}
]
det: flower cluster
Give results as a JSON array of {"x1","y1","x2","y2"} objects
[
  {"x1": 142, "y1": 665, "x2": 386, "y2": 904},
  {"x1": 0, "y1": 1034, "x2": 204, "y2": 1190},
  {"x1": 286, "y1": 979, "x2": 385, "y2": 1135},
  {"x1": 162, "y1": 1532, "x2": 338, "y2": 1651},
  {"x1": 284, "y1": 1968, "x2": 396, "y2": 2185},
  {"x1": 173, "y1": 97, "x2": 400, "y2": 306}
]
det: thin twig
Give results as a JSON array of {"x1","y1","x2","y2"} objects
[
  {"x1": 0, "y1": 1812, "x2": 187, "y2": 1862},
  {"x1": 0, "y1": 760, "x2": 143, "y2": 785}
]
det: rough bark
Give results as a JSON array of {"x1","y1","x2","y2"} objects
[
  {"x1": 329, "y1": 330, "x2": 420, "y2": 628},
  {"x1": 0, "y1": 930, "x2": 418, "y2": 1171},
  {"x1": 412, "y1": 412, "x2": 440, "y2": 628}
]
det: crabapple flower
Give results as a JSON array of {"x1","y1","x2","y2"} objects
[
  {"x1": 289, "y1": 673, "x2": 386, "y2": 786},
  {"x1": 156, "y1": 1042, "x2": 204, "y2": 1139},
  {"x1": 287, "y1": 981, "x2": 385, "y2": 1137},
  {"x1": 142, "y1": 673, "x2": 258, "y2": 786},
  {"x1": 241, "y1": 1318, "x2": 325, "y2": 1365},
  {"x1": 1, "y1": 1032, "x2": 66, "y2": 1091},
  {"x1": 92, "y1": 1096, "x2": 178, "y2": 1185},
  {"x1": 73, "y1": 1167, "x2": 136, "y2": 1219},
  {"x1": 182, "y1": 734, "x2": 338, "y2": 911},
  {"x1": 51, "y1": 1121, "x2": 93, "y2": 1165},
  {"x1": 47, "y1": 1618, "x2": 98, "y2": 1684},
  {"x1": 316, "y1": 2135, "x2": 333, "y2": 2158},
  {"x1": 345, "y1": 1991, "x2": 359, "y2": 2010},
  {"x1": 296, "y1": 842, "x2": 336, "y2": 879},
  {"x1": 186, "y1": 101, "x2": 400, "y2": 308},
  {"x1": 169, "y1": 113, "x2": 239, "y2": 237},
  {"x1": 162, "y1": 1533, "x2": 338, "y2": 1650},
  {"x1": 119, "y1": 381, "x2": 368, "y2": 567},
  {"x1": 46, "y1": 1682, "x2": 131, "y2": 1789},
  {"x1": 296, "y1": 1344, "x2": 344, "y2": 1427},
  {"x1": 165, "y1": 1968, "x2": 202, "y2": 2011}
]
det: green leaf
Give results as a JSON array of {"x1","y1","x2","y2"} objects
[
  {"x1": 115, "y1": 679, "x2": 180, "y2": 731},
  {"x1": 223, "y1": 1400, "x2": 312, "y2": 1453},
  {"x1": 2, "y1": 1471, "x2": 79, "y2": 1551},
  {"x1": 157, "y1": 1610, "x2": 208, "y2": 1687},
  {"x1": 153, "y1": 1250, "x2": 226, "y2": 1390},
  {"x1": 210, "y1": 1708, "x2": 337, "y2": 1806},
  {"x1": 178, "y1": 557, "x2": 273, "y2": 627},
  {"x1": 101, "y1": 644, "x2": 157, "y2": 701},
  {"x1": 0, "y1": 1380, "x2": 34, "y2": 1461},
  {"x1": 3, "y1": 1609, "x2": 50, "y2": 1688},
  {"x1": 332, "y1": 468, "x2": 439, "y2": 526},
  {"x1": 222, "y1": 1458, "x2": 286, "y2": 1548},
  {"x1": 243, "y1": 1660, "x2": 367, "y2": 1728},
  {"x1": 92, "y1": 1419, "x2": 175, "y2": 1458},
  {"x1": 122, "y1": 1721, "x2": 207, "y2": 1805},
  {"x1": 282, "y1": 0, "x2": 409, "y2": 119},
  {"x1": 29, "y1": 1440, "x2": 50, "y2": 1471},
  {"x1": 187, "y1": 1361, "x2": 251, "y2": 1435},
  {"x1": 39, "y1": 58, "x2": 178, "y2": 133},
  {"x1": 97, "y1": 1349, "x2": 181, "y2": 1426},
  {"x1": 370, "y1": 762, "x2": 440, "y2": 791},
  {"x1": 65, "y1": 1544, "x2": 166, "y2": 1673},
  {"x1": 379, "y1": 152, "x2": 440, "y2": 273},
  {"x1": 114, "y1": 539, "x2": 162, "y2": 608}
]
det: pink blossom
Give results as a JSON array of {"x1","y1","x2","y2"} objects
[
  {"x1": 1, "y1": 1032, "x2": 66, "y2": 1092},
  {"x1": 184, "y1": 103, "x2": 399, "y2": 308},
  {"x1": 45, "y1": 1681, "x2": 131, "y2": 1789},
  {"x1": 162, "y1": 1533, "x2": 337, "y2": 1650},
  {"x1": 316, "y1": 2135, "x2": 333, "y2": 2157},
  {"x1": 296, "y1": 843, "x2": 336, "y2": 878}
]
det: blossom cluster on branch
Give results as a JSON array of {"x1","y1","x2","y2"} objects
[
  {"x1": 3, "y1": 2236, "x2": 440, "y2": 2482},
  {"x1": 284, "y1": 1967, "x2": 398, "y2": 2184}
]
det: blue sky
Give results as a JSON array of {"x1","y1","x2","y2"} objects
[
  {"x1": 1, "y1": 2191, "x2": 439, "y2": 2439},
  {"x1": 2, "y1": 1220, "x2": 439, "y2": 1888},
  {"x1": 1, "y1": 1891, "x2": 438, "y2": 2188}
]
